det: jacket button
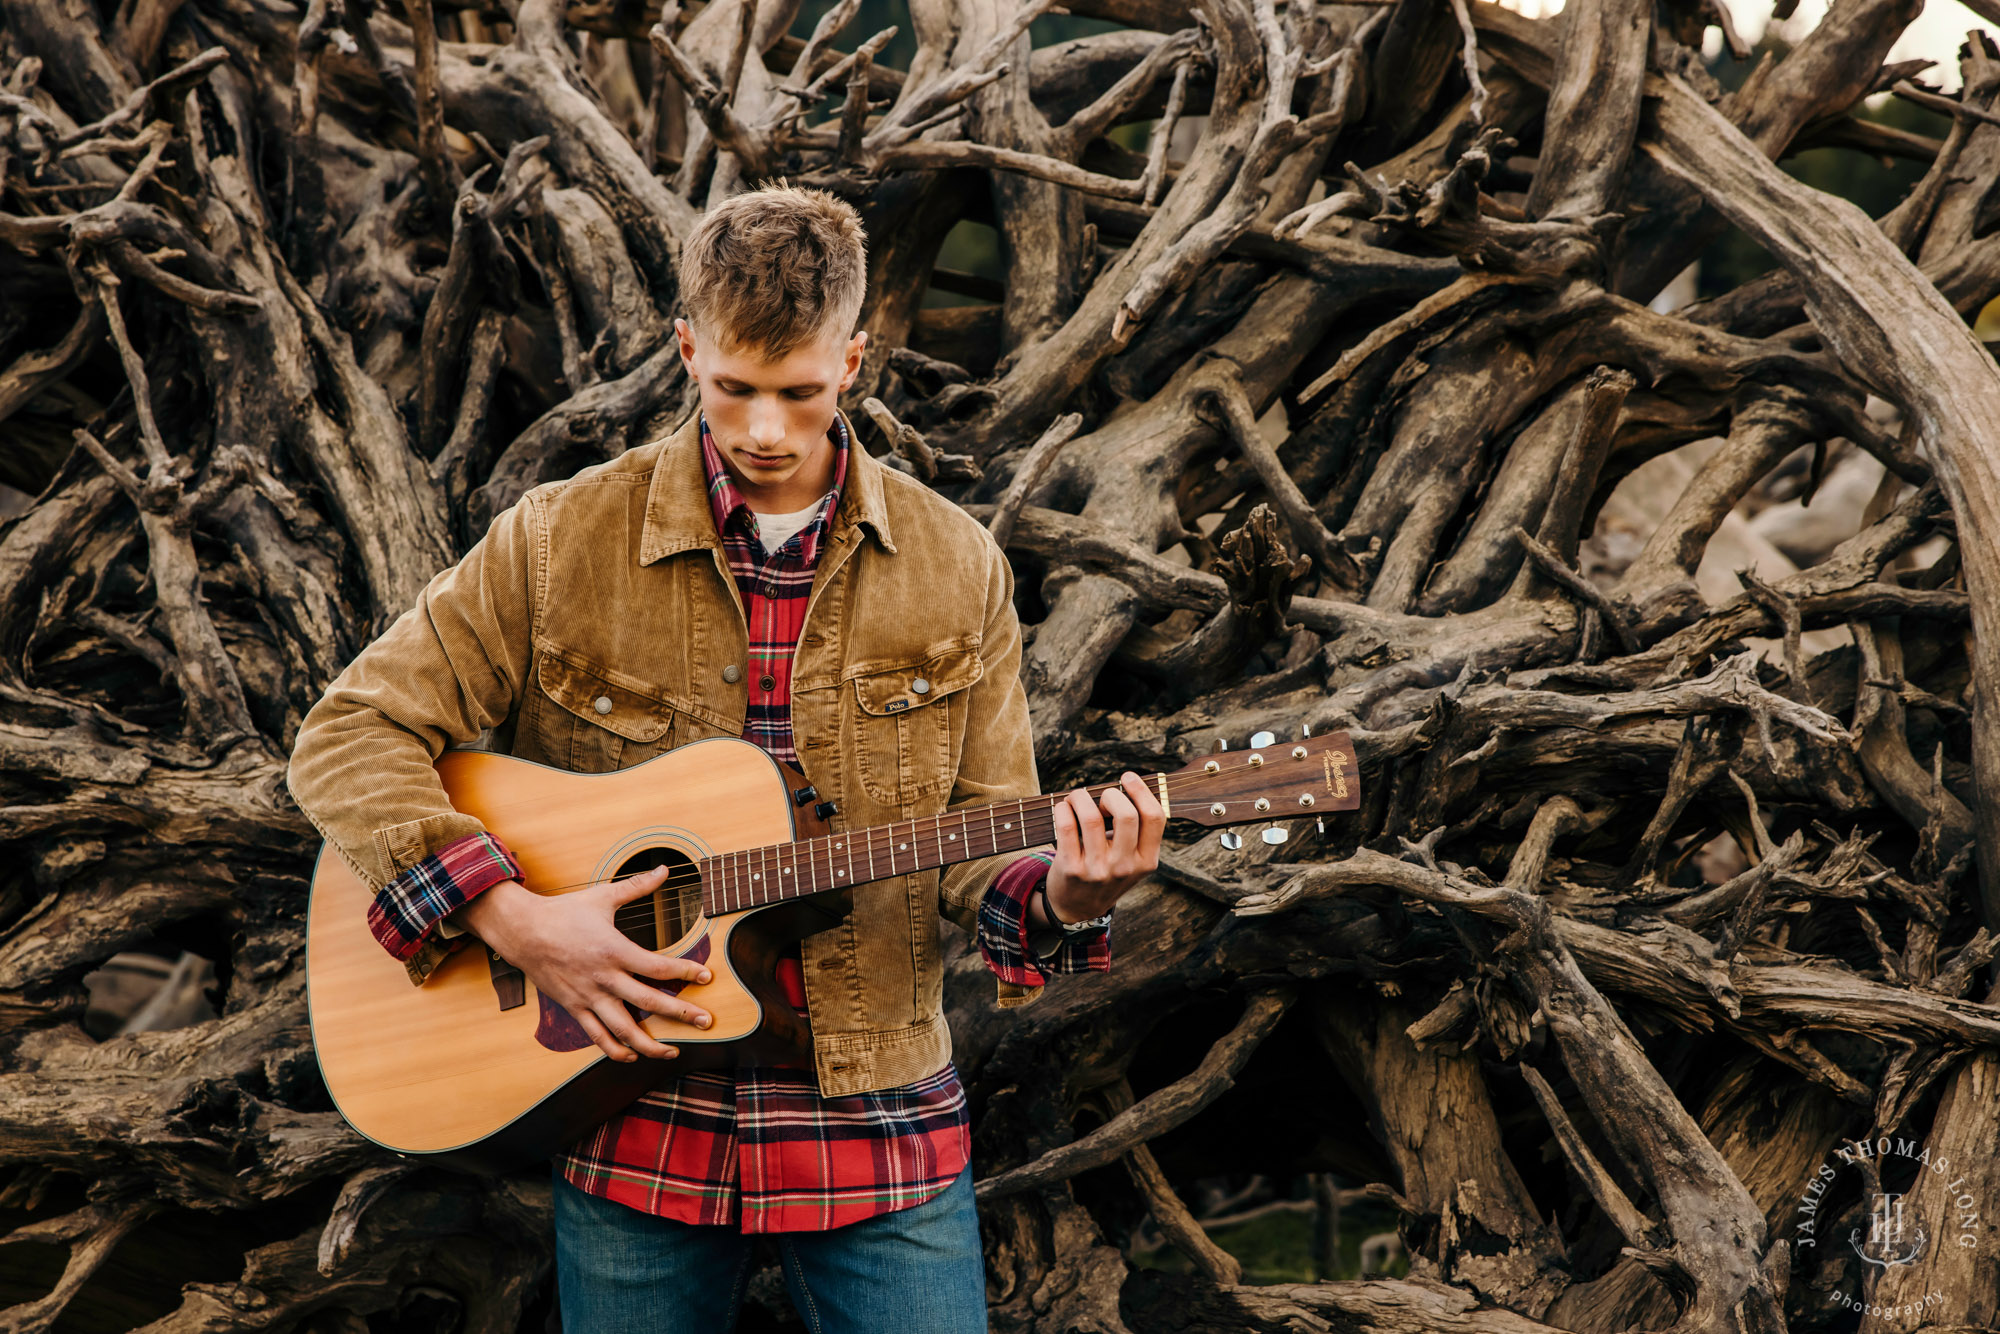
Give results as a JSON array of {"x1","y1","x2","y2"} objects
[
  {"x1": 722, "y1": 665, "x2": 742, "y2": 684},
  {"x1": 594, "y1": 695, "x2": 613, "y2": 714},
  {"x1": 759, "y1": 673, "x2": 776, "y2": 692},
  {"x1": 912, "y1": 677, "x2": 930, "y2": 694}
]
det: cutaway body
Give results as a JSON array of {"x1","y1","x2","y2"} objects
[{"x1": 306, "y1": 727, "x2": 1360, "y2": 1171}]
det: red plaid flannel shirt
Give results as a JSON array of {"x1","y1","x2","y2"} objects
[{"x1": 368, "y1": 411, "x2": 1108, "y2": 1231}]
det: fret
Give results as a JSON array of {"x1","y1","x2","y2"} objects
[{"x1": 713, "y1": 790, "x2": 1117, "y2": 908}]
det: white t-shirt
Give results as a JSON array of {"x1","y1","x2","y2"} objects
[{"x1": 754, "y1": 501, "x2": 823, "y2": 554}]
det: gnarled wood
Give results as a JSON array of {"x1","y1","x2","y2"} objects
[{"x1": 3, "y1": 0, "x2": 1995, "y2": 1329}]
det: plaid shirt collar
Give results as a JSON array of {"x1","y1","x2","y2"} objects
[{"x1": 699, "y1": 411, "x2": 850, "y2": 563}]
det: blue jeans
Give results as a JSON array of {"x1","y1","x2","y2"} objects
[{"x1": 551, "y1": 1165, "x2": 988, "y2": 1333}]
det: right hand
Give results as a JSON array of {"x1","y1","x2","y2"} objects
[{"x1": 458, "y1": 864, "x2": 713, "y2": 1064}]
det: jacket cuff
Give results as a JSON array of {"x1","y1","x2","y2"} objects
[
  {"x1": 366, "y1": 830, "x2": 522, "y2": 964},
  {"x1": 977, "y1": 851, "x2": 1111, "y2": 987}
]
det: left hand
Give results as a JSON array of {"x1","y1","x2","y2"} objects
[{"x1": 1041, "y1": 772, "x2": 1167, "y2": 924}]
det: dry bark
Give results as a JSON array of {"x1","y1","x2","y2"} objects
[{"x1": 2, "y1": 0, "x2": 1997, "y2": 1330}]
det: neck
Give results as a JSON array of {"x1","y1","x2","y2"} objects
[{"x1": 698, "y1": 776, "x2": 1158, "y2": 913}]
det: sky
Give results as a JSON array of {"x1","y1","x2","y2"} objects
[{"x1": 1493, "y1": 0, "x2": 1991, "y2": 93}]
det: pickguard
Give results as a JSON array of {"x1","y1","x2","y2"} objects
[{"x1": 533, "y1": 933, "x2": 713, "y2": 1052}]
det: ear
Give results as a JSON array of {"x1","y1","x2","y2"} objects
[
  {"x1": 675, "y1": 318, "x2": 698, "y2": 368},
  {"x1": 840, "y1": 329, "x2": 867, "y2": 390}
]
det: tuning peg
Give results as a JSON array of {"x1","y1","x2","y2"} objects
[
  {"x1": 1249, "y1": 730, "x2": 1275, "y2": 749},
  {"x1": 1261, "y1": 826, "x2": 1288, "y2": 845},
  {"x1": 1217, "y1": 737, "x2": 1229, "y2": 751},
  {"x1": 1219, "y1": 831, "x2": 1243, "y2": 850},
  {"x1": 1316, "y1": 816, "x2": 1325, "y2": 834},
  {"x1": 1301, "y1": 722, "x2": 1312, "y2": 737}
]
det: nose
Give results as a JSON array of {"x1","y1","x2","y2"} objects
[{"x1": 747, "y1": 395, "x2": 785, "y2": 450}]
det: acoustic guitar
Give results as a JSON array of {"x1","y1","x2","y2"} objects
[{"x1": 306, "y1": 727, "x2": 1361, "y2": 1171}]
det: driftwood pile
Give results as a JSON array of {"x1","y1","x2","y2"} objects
[{"x1": 3, "y1": 0, "x2": 1999, "y2": 1328}]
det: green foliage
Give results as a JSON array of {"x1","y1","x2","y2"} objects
[
  {"x1": 1695, "y1": 36, "x2": 1955, "y2": 300},
  {"x1": 1130, "y1": 1192, "x2": 1410, "y2": 1286}
]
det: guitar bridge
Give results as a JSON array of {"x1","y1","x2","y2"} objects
[{"x1": 488, "y1": 947, "x2": 526, "y2": 1011}]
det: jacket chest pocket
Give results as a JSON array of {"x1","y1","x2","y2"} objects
[
  {"x1": 846, "y1": 640, "x2": 982, "y2": 805},
  {"x1": 527, "y1": 647, "x2": 679, "y2": 774}
]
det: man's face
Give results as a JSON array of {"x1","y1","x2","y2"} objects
[{"x1": 675, "y1": 316, "x2": 866, "y2": 508}]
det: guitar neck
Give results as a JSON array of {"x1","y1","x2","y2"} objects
[{"x1": 698, "y1": 777, "x2": 1160, "y2": 913}]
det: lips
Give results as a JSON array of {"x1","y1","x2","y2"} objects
[{"x1": 743, "y1": 452, "x2": 788, "y2": 467}]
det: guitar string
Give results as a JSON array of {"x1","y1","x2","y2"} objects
[
  {"x1": 602, "y1": 801, "x2": 1076, "y2": 933},
  {"x1": 587, "y1": 759, "x2": 1345, "y2": 935},
  {"x1": 567, "y1": 756, "x2": 1349, "y2": 938}
]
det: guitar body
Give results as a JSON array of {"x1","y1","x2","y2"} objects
[{"x1": 306, "y1": 737, "x2": 846, "y2": 1173}]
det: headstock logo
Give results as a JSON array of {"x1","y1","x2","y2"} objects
[{"x1": 1322, "y1": 750, "x2": 1349, "y2": 801}]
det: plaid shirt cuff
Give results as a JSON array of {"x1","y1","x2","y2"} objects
[
  {"x1": 366, "y1": 830, "x2": 522, "y2": 962},
  {"x1": 977, "y1": 851, "x2": 1111, "y2": 986}
]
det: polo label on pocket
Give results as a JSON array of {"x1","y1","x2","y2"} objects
[{"x1": 886, "y1": 699, "x2": 910, "y2": 713}]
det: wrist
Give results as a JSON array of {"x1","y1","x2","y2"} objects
[
  {"x1": 1035, "y1": 874, "x2": 1104, "y2": 929},
  {"x1": 457, "y1": 878, "x2": 530, "y2": 943},
  {"x1": 1036, "y1": 872, "x2": 1089, "y2": 926}
]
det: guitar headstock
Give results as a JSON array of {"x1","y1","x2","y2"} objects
[{"x1": 1160, "y1": 725, "x2": 1359, "y2": 847}]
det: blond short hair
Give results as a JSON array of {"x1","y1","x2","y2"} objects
[{"x1": 678, "y1": 183, "x2": 868, "y2": 360}]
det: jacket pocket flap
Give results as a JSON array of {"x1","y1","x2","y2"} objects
[
  {"x1": 538, "y1": 649, "x2": 674, "y2": 742},
  {"x1": 851, "y1": 642, "x2": 983, "y2": 716}
]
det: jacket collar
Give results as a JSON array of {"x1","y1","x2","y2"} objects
[{"x1": 638, "y1": 403, "x2": 895, "y2": 564}]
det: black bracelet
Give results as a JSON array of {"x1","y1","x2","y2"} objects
[{"x1": 1033, "y1": 875, "x2": 1071, "y2": 927}]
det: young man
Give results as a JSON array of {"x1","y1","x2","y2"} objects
[{"x1": 286, "y1": 183, "x2": 1165, "y2": 1332}]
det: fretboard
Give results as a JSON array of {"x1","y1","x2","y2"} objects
[{"x1": 697, "y1": 780, "x2": 1149, "y2": 913}]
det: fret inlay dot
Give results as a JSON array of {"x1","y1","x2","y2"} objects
[
  {"x1": 1004, "y1": 823, "x2": 1012, "y2": 829},
  {"x1": 949, "y1": 833, "x2": 957, "y2": 840},
  {"x1": 899, "y1": 843, "x2": 908, "y2": 850}
]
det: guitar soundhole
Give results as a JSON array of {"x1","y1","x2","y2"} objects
[{"x1": 612, "y1": 846, "x2": 699, "y2": 952}]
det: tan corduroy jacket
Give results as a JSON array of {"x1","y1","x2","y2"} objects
[{"x1": 286, "y1": 406, "x2": 1056, "y2": 1098}]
